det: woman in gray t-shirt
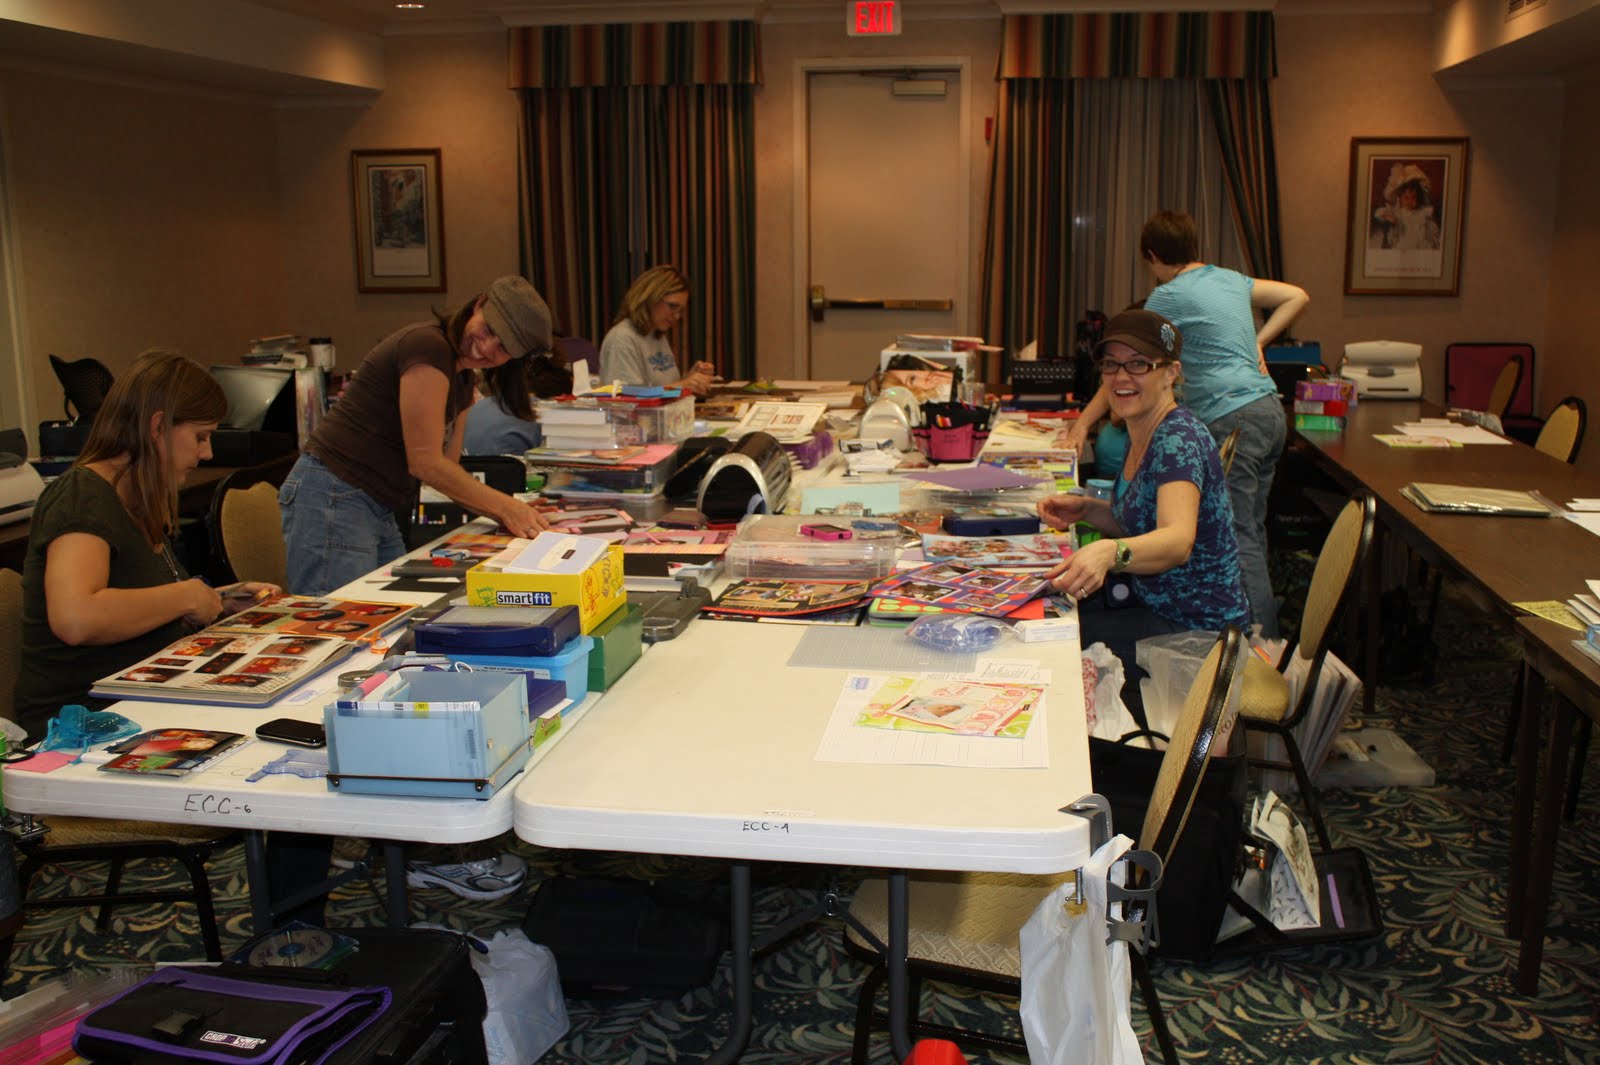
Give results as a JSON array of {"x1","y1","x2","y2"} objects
[{"x1": 597, "y1": 265, "x2": 717, "y2": 395}]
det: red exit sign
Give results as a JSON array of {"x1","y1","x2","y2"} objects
[{"x1": 847, "y1": 1, "x2": 901, "y2": 36}]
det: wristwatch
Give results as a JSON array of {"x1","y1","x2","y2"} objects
[{"x1": 1111, "y1": 539, "x2": 1133, "y2": 572}]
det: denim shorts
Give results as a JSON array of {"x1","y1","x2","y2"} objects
[{"x1": 278, "y1": 454, "x2": 406, "y2": 596}]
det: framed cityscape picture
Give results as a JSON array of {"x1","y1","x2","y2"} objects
[
  {"x1": 1344, "y1": 137, "x2": 1469, "y2": 296},
  {"x1": 351, "y1": 148, "x2": 446, "y2": 293}
]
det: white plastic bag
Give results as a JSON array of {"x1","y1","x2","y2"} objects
[
  {"x1": 1082, "y1": 642, "x2": 1141, "y2": 743},
  {"x1": 1019, "y1": 833, "x2": 1144, "y2": 1065},
  {"x1": 470, "y1": 928, "x2": 569, "y2": 1065}
]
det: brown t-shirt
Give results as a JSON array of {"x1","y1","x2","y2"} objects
[{"x1": 307, "y1": 321, "x2": 476, "y2": 509}]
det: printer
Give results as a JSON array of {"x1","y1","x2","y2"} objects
[
  {"x1": 0, "y1": 429, "x2": 45, "y2": 527},
  {"x1": 1340, "y1": 341, "x2": 1423, "y2": 399}
]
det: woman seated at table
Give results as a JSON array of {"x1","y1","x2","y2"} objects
[
  {"x1": 597, "y1": 265, "x2": 718, "y2": 396},
  {"x1": 13, "y1": 350, "x2": 280, "y2": 740},
  {"x1": 1037, "y1": 309, "x2": 1249, "y2": 723}
]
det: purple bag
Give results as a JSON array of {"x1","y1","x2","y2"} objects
[{"x1": 74, "y1": 967, "x2": 390, "y2": 1065}]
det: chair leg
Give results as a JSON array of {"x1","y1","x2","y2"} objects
[
  {"x1": 1564, "y1": 715, "x2": 1592, "y2": 823},
  {"x1": 1131, "y1": 951, "x2": 1178, "y2": 1065},
  {"x1": 178, "y1": 847, "x2": 224, "y2": 961},
  {"x1": 851, "y1": 962, "x2": 887, "y2": 1065},
  {"x1": 1280, "y1": 727, "x2": 1335, "y2": 853},
  {"x1": 96, "y1": 857, "x2": 126, "y2": 933}
]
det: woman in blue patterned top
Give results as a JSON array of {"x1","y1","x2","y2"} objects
[{"x1": 1038, "y1": 308, "x2": 1249, "y2": 721}]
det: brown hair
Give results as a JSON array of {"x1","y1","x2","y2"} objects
[
  {"x1": 617, "y1": 265, "x2": 690, "y2": 336},
  {"x1": 1139, "y1": 210, "x2": 1200, "y2": 268},
  {"x1": 76, "y1": 349, "x2": 227, "y2": 542}
]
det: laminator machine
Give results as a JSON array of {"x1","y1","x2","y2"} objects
[{"x1": 1340, "y1": 340, "x2": 1423, "y2": 399}]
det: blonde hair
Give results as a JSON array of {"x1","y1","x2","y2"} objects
[
  {"x1": 617, "y1": 265, "x2": 690, "y2": 336},
  {"x1": 76, "y1": 350, "x2": 226, "y2": 543}
]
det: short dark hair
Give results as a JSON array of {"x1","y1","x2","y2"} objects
[{"x1": 1139, "y1": 210, "x2": 1199, "y2": 267}]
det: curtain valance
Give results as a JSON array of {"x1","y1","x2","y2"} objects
[
  {"x1": 998, "y1": 12, "x2": 1275, "y2": 81},
  {"x1": 509, "y1": 21, "x2": 761, "y2": 88}
]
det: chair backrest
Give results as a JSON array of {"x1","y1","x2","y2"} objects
[
  {"x1": 1138, "y1": 626, "x2": 1245, "y2": 866},
  {"x1": 0, "y1": 568, "x2": 22, "y2": 723},
  {"x1": 1445, "y1": 342, "x2": 1536, "y2": 418},
  {"x1": 1218, "y1": 426, "x2": 1242, "y2": 476},
  {"x1": 206, "y1": 454, "x2": 296, "y2": 586},
  {"x1": 49, "y1": 354, "x2": 115, "y2": 424},
  {"x1": 1485, "y1": 355, "x2": 1524, "y2": 421},
  {"x1": 1534, "y1": 396, "x2": 1586, "y2": 465},
  {"x1": 220, "y1": 483, "x2": 288, "y2": 588}
]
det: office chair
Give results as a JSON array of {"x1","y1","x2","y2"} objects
[
  {"x1": 843, "y1": 628, "x2": 1247, "y2": 1065},
  {"x1": 1533, "y1": 396, "x2": 1586, "y2": 465},
  {"x1": 48, "y1": 354, "x2": 115, "y2": 424},
  {"x1": 1237, "y1": 495, "x2": 1375, "y2": 853},
  {"x1": 0, "y1": 568, "x2": 236, "y2": 978},
  {"x1": 206, "y1": 454, "x2": 296, "y2": 587}
]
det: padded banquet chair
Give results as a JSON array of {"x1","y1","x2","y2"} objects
[
  {"x1": 1237, "y1": 495, "x2": 1375, "y2": 853},
  {"x1": 1533, "y1": 396, "x2": 1586, "y2": 465},
  {"x1": 207, "y1": 453, "x2": 296, "y2": 588},
  {"x1": 0, "y1": 568, "x2": 235, "y2": 978},
  {"x1": 1485, "y1": 354, "x2": 1524, "y2": 424},
  {"x1": 843, "y1": 627, "x2": 1247, "y2": 1065}
]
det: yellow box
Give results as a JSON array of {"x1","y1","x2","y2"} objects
[{"x1": 465, "y1": 533, "x2": 626, "y2": 634}]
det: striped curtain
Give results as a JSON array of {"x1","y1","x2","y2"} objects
[
  {"x1": 511, "y1": 23, "x2": 758, "y2": 378},
  {"x1": 981, "y1": 12, "x2": 1280, "y2": 357}
]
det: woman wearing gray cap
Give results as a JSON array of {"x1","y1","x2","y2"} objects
[{"x1": 279, "y1": 275, "x2": 556, "y2": 595}]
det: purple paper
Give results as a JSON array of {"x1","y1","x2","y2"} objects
[{"x1": 904, "y1": 464, "x2": 1047, "y2": 492}]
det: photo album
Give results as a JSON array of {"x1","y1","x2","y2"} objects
[
  {"x1": 90, "y1": 596, "x2": 415, "y2": 707},
  {"x1": 98, "y1": 728, "x2": 250, "y2": 777}
]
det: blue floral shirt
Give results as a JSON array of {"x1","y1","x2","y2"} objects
[{"x1": 1113, "y1": 406, "x2": 1249, "y2": 631}]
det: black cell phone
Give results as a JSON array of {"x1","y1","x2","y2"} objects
[{"x1": 255, "y1": 717, "x2": 326, "y2": 748}]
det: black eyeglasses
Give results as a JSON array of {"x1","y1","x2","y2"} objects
[{"x1": 1097, "y1": 356, "x2": 1169, "y2": 377}]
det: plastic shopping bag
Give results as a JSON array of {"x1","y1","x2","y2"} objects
[
  {"x1": 1019, "y1": 833, "x2": 1144, "y2": 1065},
  {"x1": 470, "y1": 928, "x2": 569, "y2": 1065},
  {"x1": 1082, "y1": 643, "x2": 1141, "y2": 743}
]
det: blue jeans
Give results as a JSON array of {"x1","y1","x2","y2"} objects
[
  {"x1": 1207, "y1": 394, "x2": 1286, "y2": 638},
  {"x1": 278, "y1": 454, "x2": 407, "y2": 597}
]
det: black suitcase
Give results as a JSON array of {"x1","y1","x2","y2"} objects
[{"x1": 240, "y1": 926, "x2": 488, "y2": 1065}]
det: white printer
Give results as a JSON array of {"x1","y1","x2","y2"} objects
[
  {"x1": 0, "y1": 454, "x2": 45, "y2": 526},
  {"x1": 1341, "y1": 340, "x2": 1423, "y2": 399}
]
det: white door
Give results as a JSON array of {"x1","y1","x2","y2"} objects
[{"x1": 803, "y1": 66, "x2": 968, "y2": 383}]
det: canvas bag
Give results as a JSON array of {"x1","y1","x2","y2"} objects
[
  {"x1": 1018, "y1": 833, "x2": 1143, "y2": 1065},
  {"x1": 74, "y1": 968, "x2": 390, "y2": 1065}
]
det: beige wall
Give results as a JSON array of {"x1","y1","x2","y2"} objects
[
  {"x1": 1544, "y1": 61, "x2": 1599, "y2": 477},
  {"x1": 1, "y1": 68, "x2": 287, "y2": 430},
  {"x1": 1275, "y1": 10, "x2": 1564, "y2": 405},
  {"x1": 274, "y1": 32, "x2": 522, "y2": 370},
  {"x1": 2, "y1": 10, "x2": 1590, "y2": 441}
]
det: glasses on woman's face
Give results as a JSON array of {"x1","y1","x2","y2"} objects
[
  {"x1": 659, "y1": 297, "x2": 688, "y2": 318},
  {"x1": 1098, "y1": 356, "x2": 1167, "y2": 377}
]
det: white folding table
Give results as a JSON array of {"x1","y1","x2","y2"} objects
[{"x1": 512, "y1": 615, "x2": 1094, "y2": 1063}]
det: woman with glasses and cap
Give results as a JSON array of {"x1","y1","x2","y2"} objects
[
  {"x1": 279, "y1": 275, "x2": 556, "y2": 596},
  {"x1": 598, "y1": 265, "x2": 719, "y2": 396},
  {"x1": 1038, "y1": 308, "x2": 1248, "y2": 723}
]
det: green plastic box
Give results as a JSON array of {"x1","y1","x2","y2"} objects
[{"x1": 587, "y1": 601, "x2": 643, "y2": 692}]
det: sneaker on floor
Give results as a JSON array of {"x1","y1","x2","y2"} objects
[{"x1": 405, "y1": 853, "x2": 528, "y2": 901}]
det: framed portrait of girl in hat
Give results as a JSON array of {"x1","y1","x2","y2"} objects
[{"x1": 1344, "y1": 137, "x2": 1469, "y2": 296}]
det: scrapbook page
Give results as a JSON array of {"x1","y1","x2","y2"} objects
[
  {"x1": 920, "y1": 533, "x2": 1069, "y2": 567},
  {"x1": 91, "y1": 596, "x2": 413, "y2": 707},
  {"x1": 854, "y1": 676, "x2": 1041, "y2": 738},
  {"x1": 98, "y1": 728, "x2": 250, "y2": 777},
  {"x1": 702, "y1": 578, "x2": 870, "y2": 618},
  {"x1": 868, "y1": 561, "x2": 1048, "y2": 618}
]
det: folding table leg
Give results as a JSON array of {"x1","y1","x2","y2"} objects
[
  {"x1": 1516, "y1": 694, "x2": 1578, "y2": 994},
  {"x1": 703, "y1": 862, "x2": 754, "y2": 1065}
]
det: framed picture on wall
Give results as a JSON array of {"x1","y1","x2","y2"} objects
[
  {"x1": 351, "y1": 148, "x2": 446, "y2": 293},
  {"x1": 1344, "y1": 137, "x2": 1468, "y2": 296}
]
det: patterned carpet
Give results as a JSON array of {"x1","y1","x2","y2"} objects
[{"x1": 4, "y1": 571, "x2": 1598, "y2": 1065}]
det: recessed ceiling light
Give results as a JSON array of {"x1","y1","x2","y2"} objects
[{"x1": 395, "y1": 2, "x2": 426, "y2": 8}]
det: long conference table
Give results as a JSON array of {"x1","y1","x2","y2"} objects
[
  {"x1": 3, "y1": 525, "x2": 1096, "y2": 1065},
  {"x1": 1291, "y1": 398, "x2": 1600, "y2": 993}
]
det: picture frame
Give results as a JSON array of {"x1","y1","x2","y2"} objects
[
  {"x1": 351, "y1": 148, "x2": 446, "y2": 293},
  {"x1": 1344, "y1": 137, "x2": 1468, "y2": 296}
]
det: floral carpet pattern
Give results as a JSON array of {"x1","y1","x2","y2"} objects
[{"x1": 4, "y1": 575, "x2": 1597, "y2": 1064}]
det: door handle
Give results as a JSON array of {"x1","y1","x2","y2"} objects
[{"x1": 810, "y1": 283, "x2": 951, "y2": 323}]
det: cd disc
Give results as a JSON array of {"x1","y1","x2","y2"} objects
[{"x1": 248, "y1": 926, "x2": 336, "y2": 968}]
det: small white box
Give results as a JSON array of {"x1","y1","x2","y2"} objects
[{"x1": 1012, "y1": 599, "x2": 1079, "y2": 643}]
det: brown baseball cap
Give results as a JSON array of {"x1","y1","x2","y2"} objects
[
  {"x1": 482, "y1": 275, "x2": 552, "y2": 359},
  {"x1": 1096, "y1": 308, "x2": 1182, "y2": 364}
]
